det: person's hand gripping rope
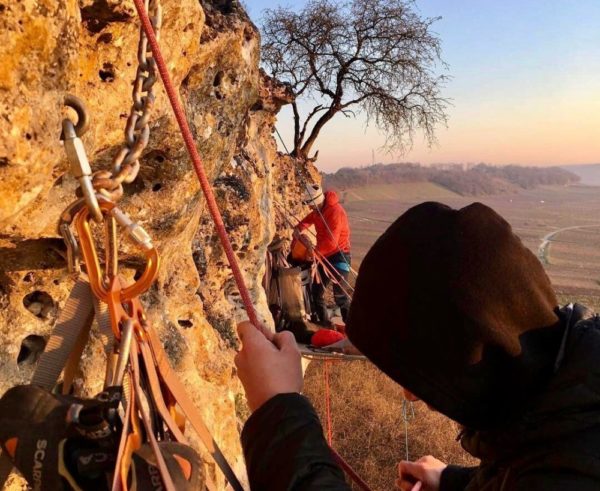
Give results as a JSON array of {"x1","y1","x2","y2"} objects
[{"x1": 234, "y1": 321, "x2": 303, "y2": 412}]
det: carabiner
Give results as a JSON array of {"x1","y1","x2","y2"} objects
[
  {"x1": 62, "y1": 120, "x2": 103, "y2": 222},
  {"x1": 111, "y1": 318, "x2": 135, "y2": 384},
  {"x1": 75, "y1": 199, "x2": 159, "y2": 302},
  {"x1": 58, "y1": 196, "x2": 110, "y2": 272}
]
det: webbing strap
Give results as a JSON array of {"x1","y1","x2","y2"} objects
[
  {"x1": 130, "y1": 339, "x2": 177, "y2": 491},
  {"x1": 0, "y1": 278, "x2": 97, "y2": 489},
  {"x1": 138, "y1": 340, "x2": 187, "y2": 442},
  {"x1": 33, "y1": 278, "x2": 95, "y2": 389},
  {"x1": 61, "y1": 318, "x2": 92, "y2": 395},
  {"x1": 144, "y1": 323, "x2": 244, "y2": 491}
]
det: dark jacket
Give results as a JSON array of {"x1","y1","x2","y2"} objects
[
  {"x1": 241, "y1": 305, "x2": 600, "y2": 490},
  {"x1": 441, "y1": 306, "x2": 600, "y2": 491},
  {"x1": 242, "y1": 393, "x2": 350, "y2": 490}
]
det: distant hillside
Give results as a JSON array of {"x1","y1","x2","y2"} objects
[
  {"x1": 323, "y1": 163, "x2": 580, "y2": 196},
  {"x1": 340, "y1": 181, "x2": 459, "y2": 203},
  {"x1": 563, "y1": 164, "x2": 600, "y2": 186}
]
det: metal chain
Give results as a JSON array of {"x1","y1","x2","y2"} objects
[{"x1": 92, "y1": 0, "x2": 163, "y2": 201}]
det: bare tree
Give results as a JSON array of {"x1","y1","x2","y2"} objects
[{"x1": 261, "y1": 0, "x2": 449, "y2": 160}]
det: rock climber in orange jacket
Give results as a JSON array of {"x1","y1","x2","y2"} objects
[{"x1": 294, "y1": 184, "x2": 351, "y2": 324}]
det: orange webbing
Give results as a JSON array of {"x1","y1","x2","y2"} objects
[
  {"x1": 143, "y1": 320, "x2": 244, "y2": 491},
  {"x1": 130, "y1": 339, "x2": 177, "y2": 491}
]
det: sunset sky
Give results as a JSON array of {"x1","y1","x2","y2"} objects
[{"x1": 246, "y1": 0, "x2": 600, "y2": 172}]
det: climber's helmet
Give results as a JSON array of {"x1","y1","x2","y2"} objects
[{"x1": 302, "y1": 184, "x2": 324, "y2": 209}]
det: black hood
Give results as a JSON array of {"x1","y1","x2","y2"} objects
[{"x1": 346, "y1": 202, "x2": 562, "y2": 430}]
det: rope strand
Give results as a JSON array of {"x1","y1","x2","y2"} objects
[{"x1": 132, "y1": 0, "x2": 260, "y2": 329}]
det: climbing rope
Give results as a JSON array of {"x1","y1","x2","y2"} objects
[
  {"x1": 273, "y1": 200, "x2": 356, "y2": 296},
  {"x1": 131, "y1": 0, "x2": 262, "y2": 330},
  {"x1": 274, "y1": 198, "x2": 359, "y2": 278}
]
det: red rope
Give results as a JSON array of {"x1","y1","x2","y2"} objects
[
  {"x1": 314, "y1": 255, "x2": 354, "y2": 300},
  {"x1": 132, "y1": 0, "x2": 260, "y2": 330},
  {"x1": 330, "y1": 447, "x2": 373, "y2": 491},
  {"x1": 323, "y1": 361, "x2": 373, "y2": 491},
  {"x1": 132, "y1": 4, "x2": 371, "y2": 489}
]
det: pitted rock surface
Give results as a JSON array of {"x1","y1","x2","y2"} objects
[{"x1": 0, "y1": 0, "x2": 316, "y2": 488}]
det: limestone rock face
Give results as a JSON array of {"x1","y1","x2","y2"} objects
[{"x1": 0, "y1": 0, "x2": 313, "y2": 488}]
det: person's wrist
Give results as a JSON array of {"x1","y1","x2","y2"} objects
[{"x1": 249, "y1": 391, "x2": 301, "y2": 413}]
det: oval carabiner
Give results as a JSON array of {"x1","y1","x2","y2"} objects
[{"x1": 75, "y1": 200, "x2": 160, "y2": 302}]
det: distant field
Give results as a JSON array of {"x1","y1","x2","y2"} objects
[
  {"x1": 342, "y1": 182, "x2": 600, "y2": 311},
  {"x1": 564, "y1": 163, "x2": 600, "y2": 186},
  {"x1": 339, "y1": 181, "x2": 459, "y2": 203}
]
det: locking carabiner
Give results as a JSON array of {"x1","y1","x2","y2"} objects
[{"x1": 74, "y1": 199, "x2": 159, "y2": 302}]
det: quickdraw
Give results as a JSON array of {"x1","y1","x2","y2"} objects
[{"x1": 61, "y1": 97, "x2": 241, "y2": 489}]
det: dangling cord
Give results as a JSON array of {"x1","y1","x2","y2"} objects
[
  {"x1": 324, "y1": 360, "x2": 333, "y2": 445},
  {"x1": 402, "y1": 398, "x2": 415, "y2": 461}
]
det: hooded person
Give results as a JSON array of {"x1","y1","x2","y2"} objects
[
  {"x1": 236, "y1": 201, "x2": 600, "y2": 491},
  {"x1": 294, "y1": 184, "x2": 352, "y2": 324}
]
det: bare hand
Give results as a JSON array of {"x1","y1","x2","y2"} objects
[
  {"x1": 396, "y1": 456, "x2": 447, "y2": 491},
  {"x1": 235, "y1": 321, "x2": 303, "y2": 412}
]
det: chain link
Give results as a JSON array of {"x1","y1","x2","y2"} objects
[{"x1": 92, "y1": 0, "x2": 162, "y2": 201}]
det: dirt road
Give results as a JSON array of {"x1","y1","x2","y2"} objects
[{"x1": 538, "y1": 225, "x2": 600, "y2": 264}]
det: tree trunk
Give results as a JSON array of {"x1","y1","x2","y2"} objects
[{"x1": 299, "y1": 107, "x2": 338, "y2": 160}]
